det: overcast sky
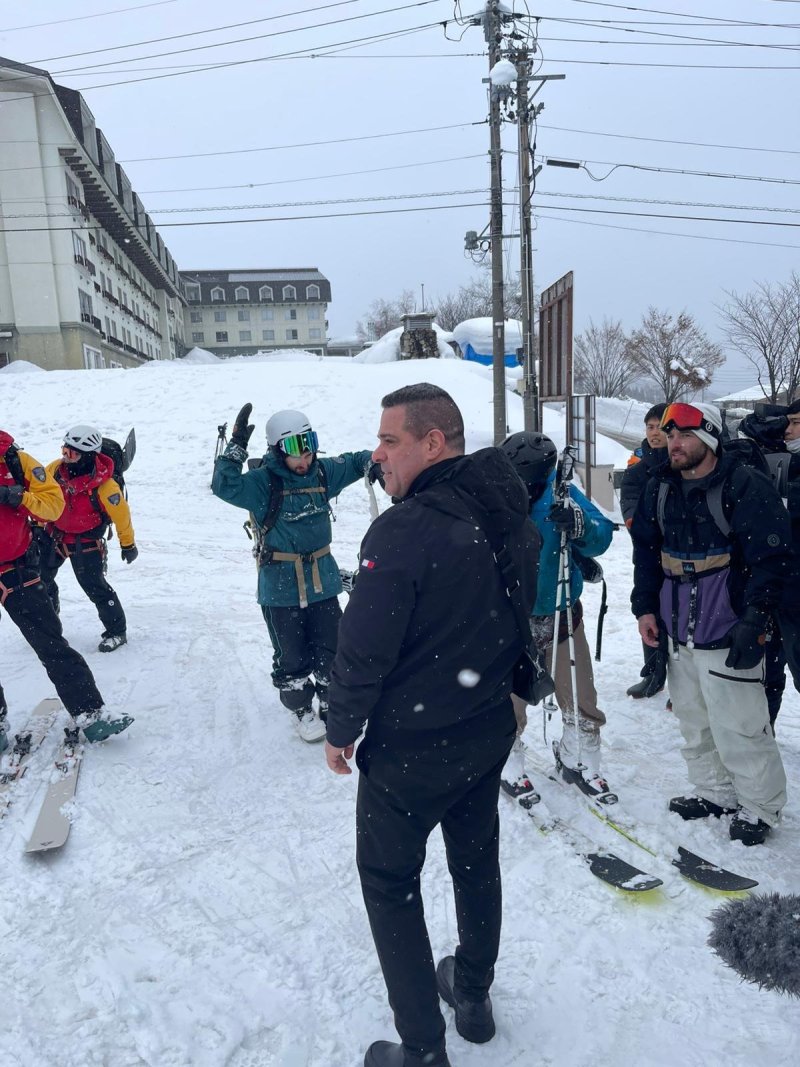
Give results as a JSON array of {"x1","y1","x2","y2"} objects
[{"x1": 3, "y1": 0, "x2": 799, "y2": 396}]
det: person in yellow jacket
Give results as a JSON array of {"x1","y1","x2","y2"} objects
[
  {"x1": 0, "y1": 429, "x2": 131, "y2": 749},
  {"x1": 39, "y1": 425, "x2": 137, "y2": 653}
]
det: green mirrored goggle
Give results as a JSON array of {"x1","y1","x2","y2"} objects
[{"x1": 279, "y1": 429, "x2": 318, "y2": 457}]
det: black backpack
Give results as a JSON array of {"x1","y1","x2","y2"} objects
[{"x1": 99, "y1": 437, "x2": 128, "y2": 495}]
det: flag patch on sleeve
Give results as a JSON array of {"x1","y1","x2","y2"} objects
[{"x1": 360, "y1": 558, "x2": 376, "y2": 570}]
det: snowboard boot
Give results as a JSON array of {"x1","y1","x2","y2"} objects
[
  {"x1": 729, "y1": 807, "x2": 771, "y2": 846},
  {"x1": 553, "y1": 724, "x2": 617, "y2": 804},
  {"x1": 668, "y1": 795, "x2": 737, "y2": 821},
  {"x1": 293, "y1": 706, "x2": 326, "y2": 743},
  {"x1": 98, "y1": 632, "x2": 127, "y2": 653},
  {"x1": 500, "y1": 739, "x2": 540, "y2": 808},
  {"x1": 436, "y1": 955, "x2": 495, "y2": 1044},
  {"x1": 75, "y1": 709, "x2": 134, "y2": 743},
  {"x1": 364, "y1": 1042, "x2": 450, "y2": 1067}
]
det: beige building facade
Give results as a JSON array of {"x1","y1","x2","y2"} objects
[
  {"x1": 180, "y1": 269, "x2": 331, "y2": 357},
  {"x1": 0, "y1": 57, "x2": 185, "y2": 371}
]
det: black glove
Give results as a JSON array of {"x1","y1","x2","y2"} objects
[
  {"x1": 121, "y1": 544, "x2": 138, "y2": 564},
  {"x1": 548, "y1": 498, "x2": 585, "y2": 540},
  {"x1": 725, "y1": 607, "x2": 768, "y2": 671},
  {"x1": 0, "y1": 485, "x2": 23, "y2": 508},
  {"x1": 230, "y1": 403, "x2": 255, "y2": 450},
  {"x1": 339, "y1": 568, "x2": 357, "y2": 595},
  {"x1": 367, "y1": 462, "x2": 385, "y2": 488}
]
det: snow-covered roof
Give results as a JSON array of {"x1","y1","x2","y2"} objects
[
  {"x1": 713, "y1": 384, "x2": 776, "y2": 402},
  {"x1": 451, "y1": 317, "x2": 523, "y2": 355}
]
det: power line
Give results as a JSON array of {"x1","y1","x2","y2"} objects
[
  {"x1": 31, "y1": 0, "x2": 366, "y2": 64},
  {"x1": 0, "y1": 0, "x2": 179, "y2": 33},
  {"x1": 538, "y1": 122, "x2": 800, "y2": 157},
  {"x1": 544, "y1": 155, "x2": 800, "y2": 186},
  {"x1": 47, "y1": 1, "x2": 442, "y2": 77},
  {"x1": 537, "y1": 55, "x2": 800, "y2": 69}
]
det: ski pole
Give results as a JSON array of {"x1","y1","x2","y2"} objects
[
  {"x1": 559, "y1": 529, "x2": 584, "y2": 774},
  {"x1": 364, "y1": 468, "x2": 379, "y2": 523}
]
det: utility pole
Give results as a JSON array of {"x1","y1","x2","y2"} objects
[
  {"x1": 516, "y1": 50, "x2": 538, "y2": 432},
  {"x1": 484, "y1": 1, "x2": 507, "y2": 444}
]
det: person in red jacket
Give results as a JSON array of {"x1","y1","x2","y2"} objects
[
  {"x1": 0, "y1": 430, "x2": 131, "y2": 749},
  {"x1": 39, "y1": 425, "x2": 137, "y2": 653}
]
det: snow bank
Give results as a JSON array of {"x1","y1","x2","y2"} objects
[
  {"x1": 0, "y1": 359, "x2": 46, "y2": 374},
  {"x1": 354, "y1": 325, "x2": 456, "y2": 364},
  {"x1": 452, "y1": 316, "x2": 523, "y2": 356},
  {"x1": 181, "y1": 346, "x2": 220, "y2": 364}
]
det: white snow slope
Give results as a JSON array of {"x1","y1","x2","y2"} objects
[{"x1": 0, "y1": 358, "x2": 798, "y2": 1067}]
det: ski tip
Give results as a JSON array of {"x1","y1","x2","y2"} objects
[
  {"x1": 587, "y1": 851, "x2": 663, "y2": 893},
  {"x1": 672, "y1": 847, "x2": 759, "y2": 892}
]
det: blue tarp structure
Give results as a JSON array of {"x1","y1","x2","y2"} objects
[{"x1": 461, "y1": 342, "x2": 519, "y2": 369}]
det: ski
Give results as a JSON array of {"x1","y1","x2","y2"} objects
[
  {"x1": 523, "y1": 745, "x2": 758, "y2": 893},
  {"x1": 25, "y1": 727, "x2": 84, "y2": 854},
  {"x1": 0, "y1": 698, "x2": 61, "y2": 816},
  {"x1": 507, "y1": 794, "x2": 662, "y2": 892}
]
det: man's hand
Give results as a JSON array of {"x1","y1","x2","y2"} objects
[
  {"x1": 121, "y1": 544, "x2": 138, "y2": 564},
  {"x1": 548, "y1": 498, "x2": 585, "y2": 540},
  {"x1": 725, "y1": 607, "x2": 768, "y2": 671},
  {"x1": 638, "y1": 613, "x2": 660, "y2": 648},
  {"x1": 325, "y1": 740, "x2": 354, "y2": 775},
  {"x1": 0, "y1": 485, "x2": 23, "y2": 508},
  {"x1": 230, "y1": 403, "x2": 255, "y2": 450}
]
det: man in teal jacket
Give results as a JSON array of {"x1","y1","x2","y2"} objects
[
  {"x1": 501, "y1": 433, "x2": 615, "y2": 801},
  {"x1": 213, "y1": 404, "x2": 375, "y2": 742}
]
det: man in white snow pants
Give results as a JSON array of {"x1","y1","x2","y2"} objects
[{"x1": 630, "y1": 402, "x2": 790, "y2": 846}]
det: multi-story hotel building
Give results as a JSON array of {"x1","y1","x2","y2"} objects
[
  {"x1": 0, "y1": 57, "x2": 185, "y2": 370},
  {"x1": 180, "y1": 269, "x2": 331, "y2": 358}
]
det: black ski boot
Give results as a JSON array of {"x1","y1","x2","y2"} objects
[
  {"x1": 364, "y1": 1042, "x2": 450, "y2": 1067},
  {"x1": 729, "y1": 807, "x2": 771, "y2": 846},
  {"x1": 436, "y1": 955, "x2": 495, "y2": 1044},
  {"x1": 668, "y1": 795, "x2": 736, "y2": 820}
]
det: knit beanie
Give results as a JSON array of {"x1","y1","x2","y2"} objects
[{"x1": 691, "y1": 403, "x2": 723, "y2": 453}]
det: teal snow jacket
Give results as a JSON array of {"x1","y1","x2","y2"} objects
[
  {"x1": 530, "y1": 471, "x2": 614, "y2": 616},
  {"x1": 212, "y1": 447, "x2": 373, "y2": 607}
]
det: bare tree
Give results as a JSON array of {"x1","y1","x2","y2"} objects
[
  {"x1": 573, "y1": 318, "x2": 635, "y2": 397},
  {"x1": 779, "y1": 272, "x2": 800, "y2": 403},
  {"x1": 356, "y1": 288, "x2": 416, "y2": 341},
  {"x1": 627, "y1": 307, "x2": 725, "y2": 403},
  {"x1": 718, "y1": 281, "x2": 795, "y2": 403}
]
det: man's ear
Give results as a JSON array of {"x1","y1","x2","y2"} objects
[{"x1": 426, "y1": 428, "x2": 447, "y2": 460}]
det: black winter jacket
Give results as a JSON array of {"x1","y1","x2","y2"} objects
[
  {"x1": 326, "y1": 448, "x2": 539, "y2": 748},
  {"x1": 620, "y1": 438, "x2": 668, "y2": 524},
  {"x1": 630, "y1": 452, "x2": 793, "y2": 649}
]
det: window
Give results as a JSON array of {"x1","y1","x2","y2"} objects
[
  {"x1": 216, "y1": 331, "x2": 229, "y2": 342},
  {"x1": 190, "y1": 311, "x2": 202, "y2": 323},
  {"x1": 72, "y1": 232, "x2": 87, "y2": 261},
  {"x1": 66, "y1": 174, "x2": 82, "y2": 204},
  {"x1": 78, "y1": 289, "x2": 93, "y2": 318},
  {"x1": 284, "y1": 309, "x2": 297, "y2": 321},
  {"x1": 234, "y1": 286, "x2": 249, "y2": 301},
  {"x1": 308, "y1": 307, "x2": 320, "y2": 320},
  {"x1": 185, "y1": 282, "x2": 201, "y2": 301},
  {"x1": 211, "y1": 287, "x2": 225, "y2": 302},
  {"x1": 309, "y1": 328, "x2": 321, "y2": 340},
  {"x1": 286, "y1": 329, "x2": 298, "y2": 341},
  {"x1": 306, "y1": 284, "x2": 320, "y2": 300},
  {"x1": 282, "y1": 285, "x2": 296, "y2": 300},
  {"x1": 259, "y1": 285, "x2": 273, "y2": 301},
  {"x1": 239, "y1": 330, "x2": 252, "y2": 342},
  {"x1": 82, "y1": 344, "x2": 103, "y2": 369},
  {"x1": 238, "y1": 310, "x2": 250, "y2": 321},
  {"x1": 214, "y1": 310, "x2": 227, "y2": 322},
  {"x1": 192, "y1": 332, "x2": 205, "y2": 343},
  {"x1": 261, "y1": 308, "x2": 274, "y2": 321},
  {"x1": 262, "y1": 329, "x2": 275, "y2": 341}
]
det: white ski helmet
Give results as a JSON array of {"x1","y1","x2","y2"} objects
[
  {"x1": 265, "y1": 410, "x2": 317, "y2": 453},
  {"x1": 63, "y1": 425, "x2": 103, "y2": 453}
]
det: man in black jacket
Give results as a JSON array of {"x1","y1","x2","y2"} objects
[
  {"x1": 325, "y1": 383, "x2": 539, "y2": 1067},
  {"x1": 620, "y1": 402, "x2": 669, "y2": 699},
  {"x1": 631, "y1": 402, "x2": 789, "y2": 846}
]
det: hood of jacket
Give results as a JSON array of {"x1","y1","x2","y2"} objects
[{"x1": 407, "y1": 447, "x2": 530, "y2": 535}]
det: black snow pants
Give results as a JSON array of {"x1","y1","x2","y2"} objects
[
  {"x1": 261, "y1": 596, "x2": 342, "y2": 713},
  {"x1": 765, "y1": 606, "x2": 800, "y2": 726},
  {"x1": 40, "y1": 534, "x2": 126, "y2": 639},
  {"x1": 0, "y1": 558, "x2": 104, "y2": 717},
  {"x1": 354, "y1": 702, "x2": 516, "y2": 1061}
]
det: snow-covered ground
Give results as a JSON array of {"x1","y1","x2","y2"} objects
[{"x1": 0, "y1": 357, "x2": 798, "y2": 1067}]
